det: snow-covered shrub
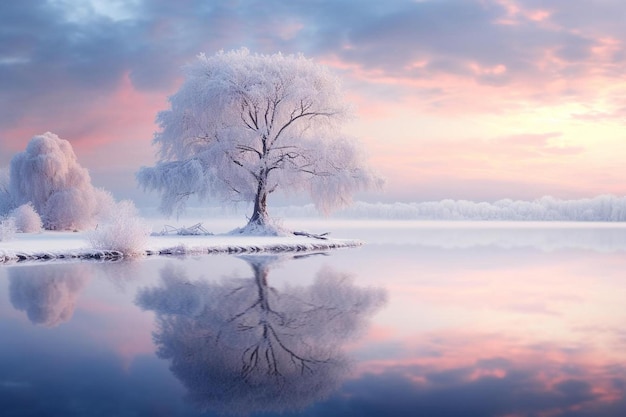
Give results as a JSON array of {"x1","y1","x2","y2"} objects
[
  {"x1": 0, "y1": 217, "x2": 16, "y2": 241},
  {"x1": 9, "y1": 132, "x2": 103, "y2": 230},
  {"x1": 88, "y1": 200, "x2": 151, "y2": 255},
  {"x1": 11, "y1": 203, "x2": 43, "y2": 233},
  {"x1": 93, "y1": 188, "x2": 117, "y2": 221}
]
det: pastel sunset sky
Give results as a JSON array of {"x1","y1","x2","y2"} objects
[{"x1": 1, "y1": 0, "x2": 625, "y2": 206}]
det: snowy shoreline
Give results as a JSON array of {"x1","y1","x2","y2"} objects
[{"x1": 0, "y1": 232, "x2": 363, "y2": 264}]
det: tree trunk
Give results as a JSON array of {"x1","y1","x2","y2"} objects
[{"x1": 248, "y1": 171, "x2": 269, "y2": 227}]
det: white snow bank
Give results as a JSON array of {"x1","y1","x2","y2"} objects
[{"x1": 0, "y1": 231, "x2": 362, "y2": 264}]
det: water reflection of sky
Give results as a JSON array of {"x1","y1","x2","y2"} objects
[{"x1": 1, "y1": 222, "x2": 626, "y2": 416}]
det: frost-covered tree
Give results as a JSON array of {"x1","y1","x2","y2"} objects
[
  {"x1": 9, "y1": 132, "x2": 115, "y2": 230},
  {"x1": 137, "y1": 49, "x2": 382, "y2": 232}
]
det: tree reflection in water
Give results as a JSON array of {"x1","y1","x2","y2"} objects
[
  {"x1": 136, "y1": 255, "x2": 386, "y2": 415},
  {"x1": 9, "y1": 263, "x2": 90, "y2": 327}
]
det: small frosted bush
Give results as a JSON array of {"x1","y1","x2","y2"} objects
[
  {"x1": 93, "y1": 188, "x2": 117, "y2": 221},
  {"x1": 12, "y1": 203, "x2": 43, "y2": 233},
  {"x1": 0, "y1": 217, "x2": 16, "y2": 241},
  {"x1": 88, "y1": 200, "x2": 151, "y2": 256}
]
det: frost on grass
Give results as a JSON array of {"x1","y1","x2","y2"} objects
[
  {"x1": 157, "y1": 223, "x2": 212, "y2": 236},
  {"x1": 88, "y1": 200, "x2": 152, "y2": 256},
  {"x1": 11, "y1": 203, "x2": 42, "y2": 233}
]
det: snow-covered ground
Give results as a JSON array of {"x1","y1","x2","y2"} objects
[
  {"x1": 4, "y1": 218, "x2": 626, "y2": 264},
  {"x1": 0, "y1": 229, "x2": 362, "y2": 264}
]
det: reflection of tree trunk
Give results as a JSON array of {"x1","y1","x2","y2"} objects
[
  {"x1": 136, "y1": 255, "x2": 386, "y2": 415},
  {"x1": 243, "y1": 259, "x2": 320, "y2": 379},
  {"x1": 248, "y1": 170, "x2": 269, "y2": 227},
  {"x1": 252, "y1": 261, "x2": 270, "y2": 312}
]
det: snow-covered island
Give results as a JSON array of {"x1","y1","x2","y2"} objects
[
  {"x1": 0, "y1": 51, "x2": 380, "y2": 263},
  {"x1": 0, "y1": 229, "x2": 362, "y2": 264}
]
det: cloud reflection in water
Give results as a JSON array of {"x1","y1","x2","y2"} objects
[{"x1": 331, "y1": 336, "x2": 626, "y2": 417}]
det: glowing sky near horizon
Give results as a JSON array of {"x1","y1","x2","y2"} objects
[{"x1": 1, "y1": 0, "x2": 625, "y2": 206}]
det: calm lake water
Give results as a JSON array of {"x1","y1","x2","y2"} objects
[{"x1": 1, "y1": 221, "x2": 626, "y2": 417}]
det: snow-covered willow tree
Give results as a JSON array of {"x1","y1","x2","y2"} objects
[
  {"x1": 9, "y1": 132, "x2": 114, "y2": 230},
  {"x1": 137, "y1": 49, "x2": 382, "y2": 231}
]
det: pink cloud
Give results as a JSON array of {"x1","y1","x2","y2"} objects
[
  {"x1": 493, "y1": 0, "x2": 553, "y2": 25},
  {"x1": 1, "y1": 72, "x2": 168, "y2": 160},
  {"x1": 0, "y1": 73, "x2": 172, "y2": 201},
  {"x1": 322, "y1": 11, "x2": 626, "y2": 119},
  {"x1": 571, "y1": 106, "x2": 626, "y2": 123},
  {"x1": 357, "y1": 130, "x2": 602, "y2": 201}
]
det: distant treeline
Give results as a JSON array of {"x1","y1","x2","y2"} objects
[
  {"x1": 328, "y1": 195, "x2": 626, "y2": 221},
  {"x1": 152, "y1": 195, "x2": 626, "y2": 221}
]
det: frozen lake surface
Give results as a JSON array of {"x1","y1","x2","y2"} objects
[{"x1": 1, "y1": 221, "x2": 626, "y2": 416}]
